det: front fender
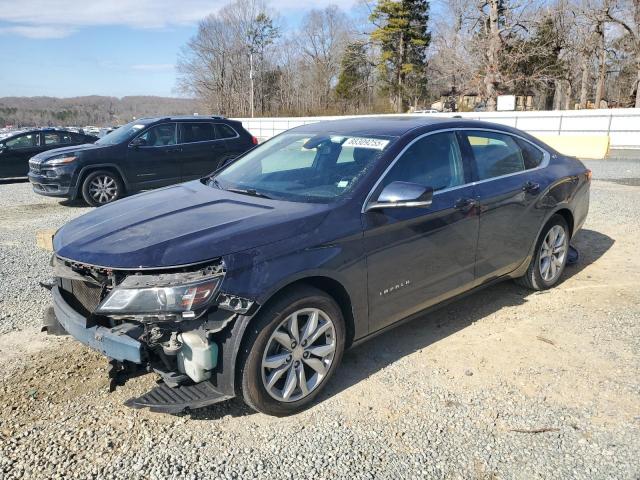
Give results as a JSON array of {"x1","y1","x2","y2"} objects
[{"x1": 71, "y1": 163, "x2": 131, "y2": 198}]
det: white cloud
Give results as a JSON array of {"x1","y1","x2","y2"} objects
[
  {"x1": 0, "y1": 0, "x2": 223, "y2": 30},
  {"x1": 0, "y1": 0, "x2": 360, "y2": 38},
  {"x1": 131, "y1": 63, "x2": 175, "y2": 71},
  {"x1": 0, "y1": 25, "x2": 75, "y2": 39}
]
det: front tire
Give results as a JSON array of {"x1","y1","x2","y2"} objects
[
  {"x1": 81, "y1": 170, "x2": 123, "y2": 207},
  {"x1": 239, "y1": 286, "x2": 345, "y2": 416},
  {"x1": 516, "y1": 214, "x2": 569, "y2": 290}
]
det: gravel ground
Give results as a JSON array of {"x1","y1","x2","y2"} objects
[{"x1": 0, "y1": 159, "x2": 639, "y2": 479}]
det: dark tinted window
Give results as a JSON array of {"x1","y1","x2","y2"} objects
[
  {"x1": 6, "y1": 133, "x2": 39, "y2": 149},
  {"x1": 516, "y1": 138, "x2": 544, "y2": 169},
  {"x1": 465, "y1": 131, "x2": 525, "y2": 180},
  {"x1": 214, "y1": 124, "x2": 238, "y2": 139},
  {"x1": 138, "y1": 123, "x2": 177, "y2": 146},
  {"x1": 379, "y1": 132, "x2": 465, "y2": 192},
  {"x1": 180, "y1": 122, "x2": 216, "y2": 143}
]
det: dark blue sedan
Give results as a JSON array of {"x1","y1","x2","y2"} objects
[{"x1": 45, "y1": 116, "x2": 590, "y2": 416}]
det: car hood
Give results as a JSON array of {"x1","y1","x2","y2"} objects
[
  {"x1": 54, "y1": 180, "x2": 332, "y2": 268},
  {"x1": 30, "y1": 143, "x2": 103, "y2": 162}
]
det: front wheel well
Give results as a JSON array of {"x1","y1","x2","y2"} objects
[
  {"x1": 256, "y1": 277, "x2": 356, "y2": 348},
  {"x1": 75, "y1": 166, "x2": 126, "y2": 198}
]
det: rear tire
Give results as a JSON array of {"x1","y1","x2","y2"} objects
[
  {"x1": 238, "y1": 286, "x2": 345, "y2": 416},
  {"x1": 516, "y1": 214, "x2": 569, "y2": 290},
  {"x1": 81, "y1": 170, "x2": 123, "y2": 207}
]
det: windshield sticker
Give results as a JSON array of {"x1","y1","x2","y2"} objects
[
  {"x1": 343, "y1": 137, "x2": 389, "y2": 150},
  {"x1": 132, "y1": 124, "x2": 145, "y2": 130},
  {"x1": 337, "y1": 180, "x2": 349, "y2": 188}
]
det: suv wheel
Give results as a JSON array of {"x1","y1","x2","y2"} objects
[
  {"x1": 239, "y1": 286, "x2": 345, "y2": 416},
  {"x1": 81, "y1": 170, "x2": 123, "y2": 206},
  {"x1": 516, "y1": 214, "x2": 569, "y2": 290}
]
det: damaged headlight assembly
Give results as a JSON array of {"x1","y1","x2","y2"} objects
[{"x1": 96, "y1": 271, "x2": 223, "y2": 321}]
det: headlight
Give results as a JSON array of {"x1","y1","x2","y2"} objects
[
  {"x1": 45, "y1": 154, "x2": 77, "y2": 166},
  {"x1": 96, "y1": 276, "x2": 221, "y2": 317}
]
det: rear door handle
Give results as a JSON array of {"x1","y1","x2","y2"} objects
[
  {"x1": 522, "y1": 181, "x2": 540, "y2": 193},
  {"x1": 454, "y1": 198, "x2": 478, "y2": 211}
]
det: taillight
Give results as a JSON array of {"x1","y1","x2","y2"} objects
[
  {"x1": 251, "y1": 136, "x2": 259, "y2": 145},
  {"x1": 586, "y1": 169, "x2": 592, "y2": 181}
]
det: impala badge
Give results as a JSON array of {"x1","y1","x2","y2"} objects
[{"x1": 379, "y1": 280, "x2": 411, "y2": 296}]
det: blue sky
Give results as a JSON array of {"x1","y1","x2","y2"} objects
[{"x1": 0, "y1": 0, "x2": 362, "y2": 98}]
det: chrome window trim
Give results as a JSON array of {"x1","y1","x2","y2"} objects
[
  {"x1": 177, "y1": 122, "x2": 240, "y2": 145},
  {"x1": 129, "y1": 122, "x2": 179, "y2": 149},
  {"x1": 361, "y1": 127, "x2": 551, "y2": 214}
]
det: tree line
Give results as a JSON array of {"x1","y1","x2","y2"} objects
[
  {"x1": 177, "y1": 0, "x2": 640, "y2": 115},
  {"x1": 0, "y1": 96, "x2": 198, "y2": 128}
]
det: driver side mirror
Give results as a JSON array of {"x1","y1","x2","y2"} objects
[
  {"x1": 365, "y1": 181, "x2": 433, "y2": 212},
  {"x1": 129, "y1": 137, "x2": 147, "y2": 148}
]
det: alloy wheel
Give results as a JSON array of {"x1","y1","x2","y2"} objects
[
  {"x1": 539, "y1": 224, "x2": 568, "y2": 282},
  {"x1": 88, "y1": 175, "x2": 118, "y2": 204},
  {"x1": 261, "y1": 308, "x2": 336, "y2": 403}
]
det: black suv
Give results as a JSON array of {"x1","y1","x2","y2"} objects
[
  {"x1": 0, "y1": 128, "x2": 98, "y2": 179},
  {"x1": 28, "y1": 116, "x2": 256, "y2": 206}
]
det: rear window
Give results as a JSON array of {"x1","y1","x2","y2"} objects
[
  {"x1": 44, "y1": 132, "x2": 60, "y2": 145},
  {"x1": 466, "y1": 132, "x2": 526, "y2": 180},
  {"x1": 180, "y1": 123, "x2": 216, "y2": 143},
  {"x1": 516, "y1": 138, "x2": 545, "y2": 169},
  {"x1": 215, "y1": 124, "x2": 238, "y2": 139}
]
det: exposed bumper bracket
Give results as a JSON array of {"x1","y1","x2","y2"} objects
[
  {"x1": 51, "y1": 286, "x2": 142, "y2": 363},
  {"x1": 41, "y1": 306, "x2": 68, "y2": 336}
]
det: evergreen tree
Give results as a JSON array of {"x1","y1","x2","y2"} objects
[
  {"x1": 370, "y1": 0, "x2": 431, "y2": 112},
  {"x1": 335, "y1": 41, "x2": 370, "y2": 112}
]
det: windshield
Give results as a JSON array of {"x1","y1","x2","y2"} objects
[
  {"x1": 210, "y1": 133, "x2": 394, "y2": 202},
  {"x1": 95, "y1": 121, "x2": 149, "y2": 145}
]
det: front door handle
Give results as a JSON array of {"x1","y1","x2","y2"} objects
[
  {"x1": 522, "y1": 181, "x2": 540, "y2": 193},
  {"x1": 454, "y1": 198, "x2": 478, "y2": 212}
]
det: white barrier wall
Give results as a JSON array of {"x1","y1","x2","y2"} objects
[{"x1": 235, "y1": 108, "x2": 640, "y2": 149}]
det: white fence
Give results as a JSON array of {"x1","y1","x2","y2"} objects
[{"x1": 235, "y1": 108, "x2": 640, "y2": 149}]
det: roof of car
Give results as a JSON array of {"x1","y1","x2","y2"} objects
[
  {"x1": 138, "y1": 115, "x2": 227, "y2": 123},
  {"x1": 1, "y1": 127, "x2": 92, "y2": 139},
  {"x1": 291, "y1": 115, "x2": 518, "y2": 137}
]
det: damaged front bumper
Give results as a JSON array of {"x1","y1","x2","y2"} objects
[
  {"x1": 43, "y1": 256, "x2": 257, "y2": 413},
  {"x1": 50, "y1": 285, "x2": 143, "y2": 363}
]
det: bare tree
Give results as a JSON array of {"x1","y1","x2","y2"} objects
[
  {"x1": 605, "y1": 0, "x2": 640, "y2": 107},
  {"x1": 299, "y1": 6, "x2": 351, "y2": 112}
]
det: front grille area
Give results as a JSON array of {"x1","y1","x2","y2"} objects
[{"x1": 59, "y1": 278, "x2": 103, "y2": 316}]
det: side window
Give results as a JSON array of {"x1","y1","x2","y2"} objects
[
  {"x1": 516, "y1": 138, "x2": 544, "y2": 169},
  {"x1": 379, "y1": 132, "x2": 465, "y2": 192},
  {"x1": 180, "y1": 122, "x2": 216, "y2": 143},
  {"x1": 6, "y1": 133, "x2": 38, "y2": 149},
  {"x1": 466, "y1": 131, "x2": 526, "y2": 180},
  {"x1": 137, "y1": 123, "x2": 177, "y2": 147},
  {"x1": 214, "y1": 124, "x2": 238, "y2": 139},
  {"x1": 70, "y1": 133, "x2": 84, "y2": 143},
  {"x1": 44, "y1": 132, "x2": 61, "y2": 146},
  {"x1": 59, "y1": 132, "x2": 73, "y2": 144}
]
